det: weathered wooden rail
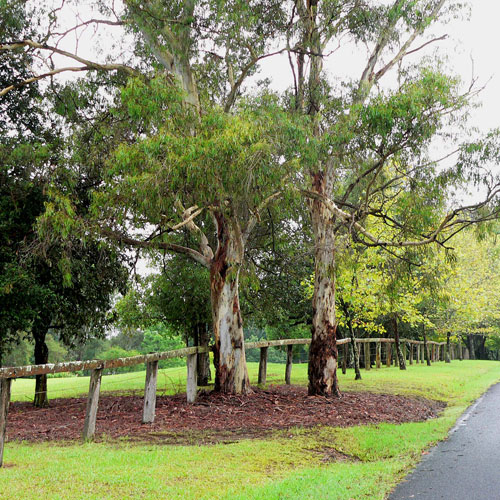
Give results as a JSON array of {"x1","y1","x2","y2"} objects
[{"x1": 0, "y1": 337, "x2": 449, "y2": 467}]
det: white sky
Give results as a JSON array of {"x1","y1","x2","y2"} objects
[
  {"x1": 47, "y1": 1, "x2": 499, "y2": 134},
  {"x1": 443, "y1": 1, "x2": 500, "y2": 132},
  {"x1": 256, "y1": 1, "x2": 500, "y2": 135}
]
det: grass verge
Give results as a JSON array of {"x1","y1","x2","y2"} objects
[{"x1": 2, "y1": 360, "x2": 500, "y2": 499}]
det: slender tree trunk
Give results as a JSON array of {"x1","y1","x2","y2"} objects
[
  {"x1": 33, "y1": 323, "x2": 49, "y2": 408},
  {"x1": 478, "y1": 335, "x2": 487, "y2": 360},
  {"x1": 350, "y1": 329, "x2": 362, "y2": 381},
  {"x1": 337, "y1": 328, "x2": 347, "y2": 375},
  {"x1": 342, "y1": 344, "x2": 347, "y2": 375},
  {"x1": 196, "y1": 323, "x2": 211, "y2": 386},
  {"x1": 393, "y1": 315, "x2": 406, "y2": 370},
  {"x1": 445, "y1": 332, "x2": 451, "y2": 363},
  {"x1": 468, "y1": 334, "x2": 476, "y2": 360},
  {"x1": 423, "y1": 325, "x2": 431, "y2": 366},
  {"x1": 210, "y1": 214, "x2": 250, "y2": 394}
]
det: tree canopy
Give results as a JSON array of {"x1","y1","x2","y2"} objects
[{"x1": 2, "y1": 0, "x2": 500, "y2": 397}]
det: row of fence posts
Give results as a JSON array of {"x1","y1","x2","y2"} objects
[
  {"x1": 0, "y1": 338, "x2": 450, "y2": 467},
  {"x1": 337, "y1": 339, "x2": 465, "y2": 372}
]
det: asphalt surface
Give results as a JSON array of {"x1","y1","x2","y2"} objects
[{"x1": 390, "y1": 382, "x2": 500, "y2": 500}]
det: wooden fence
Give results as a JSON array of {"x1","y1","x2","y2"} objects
[{"x1": 0, "y1": 337, "x2": 450, "y2": 467}]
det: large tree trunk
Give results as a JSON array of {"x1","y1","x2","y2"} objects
[
  {"x1": 393, "y1": 315, "x2": 406, "y2": 371},
  {"x1": 210, "y1": 214, "x2": 250, "y2": 394},
  {"x1": 33, "y1": 323, "x2": 49, "y2": 408},
  {"x1": 308, "y1": 170, "x2": 340, "y2": 397}
]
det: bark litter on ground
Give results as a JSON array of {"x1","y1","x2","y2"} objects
[{"x1": 6, "y1": 385, "x2": 444, "y2": 445}]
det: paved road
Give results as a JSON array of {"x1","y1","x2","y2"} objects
[{"x1": 389, "y1": 382, "x2": 500, "y2": 500}]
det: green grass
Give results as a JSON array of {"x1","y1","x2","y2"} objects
[{"x1": 3, "y1": 360, "x2": 500, "y2": 499}]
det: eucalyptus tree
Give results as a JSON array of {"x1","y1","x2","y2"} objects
[
  {"x1": 1, "y1": 0, "x2": 303, "y2": 394},
  {"x1": 281, "y1": 0, "x2": 500, "y2": 395}
]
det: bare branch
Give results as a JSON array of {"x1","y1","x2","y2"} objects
[
  {"x1": 356, "y1": 0, "x2": 446, "y2": 101},
  {"x1": 52, "y1": 19, "x2": 124, "y2": 38},
  {"x1": 0, "y1": 66, "x2": 88, "y2": 96},
  {"x1": 404, "y1": 34, "x2": 448, "y2": 57},
  {"x1": 102, "y1": 228, "x2": 211, "y2": 268},
  {"x1": 243, "y1": 190, "x2": 284, "y2": 243},
  {"x1": 224, "y1": 47, "x2": 288, "y2": 113},
  {"x1": 0, "y1": 39, "x2": 140, "y2": 96},
  {"x1": 300, "y1": 188, "x2": 482, "y2": 249}
]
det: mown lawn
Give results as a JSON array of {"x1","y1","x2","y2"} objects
[{"x1": 2, "y1": 360, "x2": 500, "y2": 500}]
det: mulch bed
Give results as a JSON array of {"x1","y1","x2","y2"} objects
[{"x1": 6, "y1": 385, "x2": 445, "y2": 445}]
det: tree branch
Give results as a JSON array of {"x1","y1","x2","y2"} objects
[
  {"x1": 224, "y1": 47, "x2": 288, "y2": 113},
  {"x1": 174, "y1": 202, "x2": 214, "y2": 261},
  {"x1": 102, "y1": 228, "x2": 211, "y2": 268},
  {"x1": 300, "y1": 188, "x2": 488, "y2": 249},
  {"x1": 0, "y1": 39, "x2": 140, "y2": 96}
]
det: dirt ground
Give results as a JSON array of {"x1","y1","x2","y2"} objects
[{"x1": 6, "y1": 385, "x2": 445, "y2": 445}]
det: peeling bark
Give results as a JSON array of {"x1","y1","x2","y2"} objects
[
  {"x1": 210, "y1": 212, "x2": 250, "y2": 394},
  {"x1": 308, "y1": 169, "x2": 340, "y2": 397}
]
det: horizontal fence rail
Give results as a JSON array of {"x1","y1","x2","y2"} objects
[
  {"x1": 0, "y1": 336, "x2": 453, "y2": 466},
  {"x1": 0, "y1": 338, "x2": 447, "y2": 380},
  {"x1": 0, "y1": 346, "x2": 210, "y2": 379}
]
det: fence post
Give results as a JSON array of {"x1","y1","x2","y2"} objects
[
  {"x1": 416, "y1": 342, "x2": 421, "y2": 363},
  {"x1": 258, "y1": 347, "x2": 268, "y2": 385},
  {"x1": 82, "y1": 368, "x2": 103, "y2": 441},
  {"x1": 386, "y1": 342, "x2": 392, "y2": 367},
  {"x1": 143, "y1": 360, "x2": 158, "y2": 424},
  {"x1": 0, "y1": 378, "x2": 12, "y2": 468},
  {"x1": 409, "y1": 343, "x2": 413, "y2": 365},
  {"x1": 285, "y1": 345, "x2": 293, "y2": 384},
  {"x1": 376, "y1": 342, "x2": 381, "y2": 369},
  {"x1": 364, "y1": 341, "x2": 371, "y2": 371},
  {"x1": 402, "y1": 342, "x2": 407, "y2": 362},
  {"x1": 186, "y1": 353, "x2": 197, "y2": 403}
]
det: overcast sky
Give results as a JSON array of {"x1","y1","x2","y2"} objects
[
  {"x1": 52, "y1": 1, "x2": 499, "y2": 135},
  {"x1": 443, "y1": 1, "x2": 500, "y2": 132}
]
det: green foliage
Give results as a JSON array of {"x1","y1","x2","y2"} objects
[
  {"x1": 433, "y1": 230, "x2": 500, "y2": 339},
  {"x1": 46, "y1": 334, "x2": 69, "y2": 364},
  {"x1": 139, "y1": 325, "x2": 185, "y2": 368},
  {"x1": 99, "y1": 347, "x2": 143, "y2": 374},
  {"x1": 90, "y1": 87, "x2": 304, "y2": 235}
]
